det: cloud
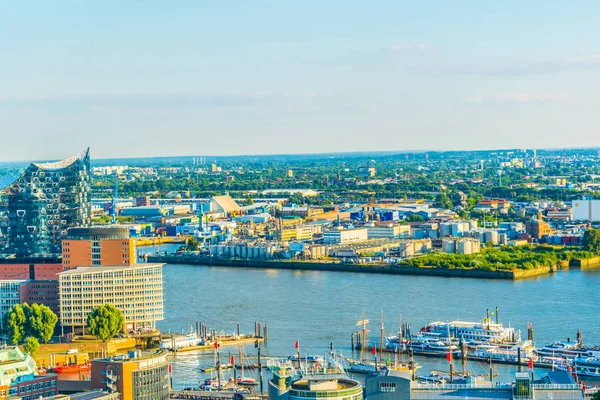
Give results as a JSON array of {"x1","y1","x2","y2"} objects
[
  {"x1": 466, "y1": 92, "x2": 574, "y2": 104},
  {"x1": 441, "y1": 53, "x2": 600, "y2": 77},
  {"x1": 383, "y1": 43, "x2": 428, "y2": 54},
  {"x1": 0, "y1": 93, "x2": 279, "y2": 111}
]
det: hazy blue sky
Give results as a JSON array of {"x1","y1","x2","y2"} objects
[{"x1": 1, "y1": 1, "x2": 600, "y2": 161}]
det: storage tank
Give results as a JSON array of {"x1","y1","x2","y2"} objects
[
  {"x1": 439, "y1": 223, "x2": 451, "y2": 237},
  {"x1": 457, "y1": 239, "x2": 472, "y2": 254},
  {"x1": 442, "y1": 238, "x2": 456, "y2": 253},
  {"x1": 468, "y1": 220, "x2": 478, "y2": 230},
  {"x1": 484, "y1": 230, "x2": 499, "y2": 244}
]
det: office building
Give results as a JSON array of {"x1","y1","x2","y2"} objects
[
  {"x1": 91, "y1": 350, "x2": 169, "y2": 400},
  {"x1": 0, "y1": 280, "x2": 27, "y2": 322},
  {"x1": 62, "y1": 226, "x2": 136, "y2": 267},
  {"x1": 44, "y1": 390, "x2": 120, "y2": 400},
  {"x1": 0, "y1": 148, "x2": 91, "y2": 258},
  {"x1": 58, "y1": 264, "x2": 164, "y2": 334}
]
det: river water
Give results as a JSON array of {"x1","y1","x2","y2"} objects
[{"x1": 138, "y1": 244, "x2": 600, "y2": 388}]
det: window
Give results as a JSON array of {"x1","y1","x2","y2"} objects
[{"x1": 379, "y1": 382, "x2": 396, "y2": 393}]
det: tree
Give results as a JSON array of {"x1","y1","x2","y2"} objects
[
  {"x1": 405, "y1": 214, "x2": 424, "y2": 222},
  {"x1": 26, "y1": 304, "x2": 58, "y2": 344},
  {"x1": 186, "y1": 236, "x2": 199, "y2": 251},
  {"x1": 434, "y1": 193, "x2": 453, "y2": 210},
  {"x1": 591, "y1": 391, "x2": 600, "y2": 400},
  {"x1": 23, "y1": 337, "x2": 39, "y2": 357},
  {"x1": 3, "y1": 304, "x2": 26, "y2": 345},
  {"x1": 86, "y1": 304, "x2": 125, "y2": 341},
  {"x1": 582, "y1": 228, "x2": 600, "y2": 254}
]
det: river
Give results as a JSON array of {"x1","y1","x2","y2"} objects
[{"x1": 138, "y1": 245, "x2": 600, "y2": 388}]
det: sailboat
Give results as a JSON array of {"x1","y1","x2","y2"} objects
[{"x1": 236, "y1": 346, "x2": 258, "y2": 386}]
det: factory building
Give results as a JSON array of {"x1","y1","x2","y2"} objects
[
  {"x1": 572, "y1": 199, "x2": 600, "y2": 221},
  {"x1": 366, "y1": 222, "x2": 411, "y2": 239},
  {"x1": 323, "y1": 227, "x2": 368, "y2": 244}
]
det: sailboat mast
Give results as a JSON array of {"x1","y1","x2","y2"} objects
[{"x1": 379, "y1": 310, "x2": 384, "y2": 365}]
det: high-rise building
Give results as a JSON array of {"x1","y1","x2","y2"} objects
[
  {"x1": 0, "y1": 280, "x2": 27, "y2": 322},
  {"x1": 1, "y1": 148, "x2": 91, "y2": 258},
  {"x1": 62, "y1": 226, "x2": 136, "y2": 267},
  {"x1": 91, "y1": 350, "x2": 170, "y2": 400}
]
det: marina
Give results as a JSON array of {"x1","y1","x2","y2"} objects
[{"x1": 150, "y1": 257, "x2": 600, "y2": 390}]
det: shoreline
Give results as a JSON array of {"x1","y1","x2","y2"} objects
[{"x1": 147, "y1": 254, "x2": 560, "y2": 280}]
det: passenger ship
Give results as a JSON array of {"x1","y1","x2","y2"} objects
[
  {"x1": 564, "y1": 357, "x2": 600, "y2": 378},
  {"x1": 160, "y1": 331, "x2": 205, "y2": 351},
  {"x1": 420, "y1": 319, "x2": 520, "y2": 344}
]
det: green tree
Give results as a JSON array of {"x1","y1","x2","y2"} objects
[
  {"x1": 434, "y1": 193, "x2": 453, "y2": 210},
  {"x1": 591, "y1": 391, "x2": 600, "y2": 400},
  {"x1": 3, "y1": 304, "x2": 27, "y2": 345},
  {"x1": 23, "y1": 337, "x2": 39, "y2": 357},
  {"x1": 186, "y1": 236, "x2": 199, "y2": 251},
  {"x1": 86, "y1": 304, "x2": 125, "y2": 341},
  {"x1": 26, "y1": 304, "x2": 58, "y2": 344},
  {"x1": 405, "y1": 214, "x2": 424, "y2": 222},
  {"x1": 582, "y1": 228, "x2": 600, "y2": 254}
]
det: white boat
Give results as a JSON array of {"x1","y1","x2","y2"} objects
[
  {"x1": 420, "y1": 319, "x2": 520, "y2": 344},
  {"x1": 470, "y1": 341, "x2": 536, "y2": 363},
  {"x1": 160, "y1": 331, "x2": 205, "y2": 351},
  {"x1": 409, "y1": 334, "x2": 460, "y2": 355}
]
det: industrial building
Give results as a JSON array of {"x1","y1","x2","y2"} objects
[
  {"x1": 323, "y1": 227, "x2": 368, "y2": 244},
  {"x1": 366, "y1": 222, "x2": 411, "y2": 239},
  {"x1": 58, "y1": 264, "x2": 164, "y2": 334},
  {"x1": 209, "y1": 195, "x2": 241, "y2": 216},
  {"x1": 0, "y1": 148, "x2": 91, "y2": 258},
  {"x1": 572, "y1": 198, "x2": 600, "y2": 221},
  {"x1": 91, "y1": 349, "x2": 169, "y2": 400}
]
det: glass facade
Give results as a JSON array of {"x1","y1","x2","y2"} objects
[
  {"x1": 3, "y1": 148, "x2": 91, "y2": 258},
  {"x1": 132, "y1": 364, "x2": 170, "y2": 400}
]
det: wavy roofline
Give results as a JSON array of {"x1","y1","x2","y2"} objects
[{"x1": 32, "y1": 147, "x2": 89, "y2": 170}]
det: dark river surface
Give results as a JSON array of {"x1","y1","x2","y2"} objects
[{"x1": 138, "y1": 244, "x2": 600, "y2": 389}]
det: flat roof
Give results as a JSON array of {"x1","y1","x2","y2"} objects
[{"x1": 58, "y1": 263, "x2": 163, "y2": 276}]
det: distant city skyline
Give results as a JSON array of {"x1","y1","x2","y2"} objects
[{"x1": 2, "y1": 1, "x2": 600, "y2": 161}]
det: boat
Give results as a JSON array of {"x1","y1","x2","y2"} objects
[
  {"x1": 562, "y1": 357, "x2": 600, "y2": 378},
  {"x1": 53, "y1": 363, "x2": 90, "y2": 374},
  {"x1": 409, "y1": 334, "x2": 460, "y2": 356},
  {"x1": 419, "y1": 319, "x2": 520, "y2": 345},
  {"x1": 342, "y1": 356, "x2": 419, "y2": 374},
  {"x1": 469, "y1": 340, "x2": 536, "y2": 363},
  {"x1": 160, "y1": 330, "x2": 205, "y2": 351}
]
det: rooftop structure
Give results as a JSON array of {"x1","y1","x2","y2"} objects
[
  {"x1": 0, "y1": 346, "x2": 58, "y2": 399},
  {"x1": 209, "y1": 195, "x2": 241, "y2": 214}
]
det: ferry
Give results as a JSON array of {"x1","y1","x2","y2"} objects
[
  {"x1": 160, "y1": 332, "x2": 205, "y2": 351},
  {"x1": 420, "y1": 320, "x2": 520, "y2": 344},
  {"x1": 563, "y1": 357, "x2": 600, "y2": 378},
  {"x1": 535, "y1": 340, "x2": 600, "y2": 361},
  {"x1": 409, "y1": 335, "x2": 460, "y2": 356},
  {"x1": 470, "y1": 341, "x2": 536, "y2": 363}
]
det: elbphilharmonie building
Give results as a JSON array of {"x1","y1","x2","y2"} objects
[{"x1": 0, "y1": 148, "x2": 91, "y2": 258}]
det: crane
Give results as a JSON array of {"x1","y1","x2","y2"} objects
[{"x1": 110, "y1": 173, "x2": 118, "y2": 224}]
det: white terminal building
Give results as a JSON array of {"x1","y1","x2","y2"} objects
[{"x1": 58, "y1": 264, "x2": 164, "y2": 334}]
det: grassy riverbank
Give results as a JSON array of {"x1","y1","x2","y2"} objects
[{"x1": 398, "y1": 245, "x2": 594, "y2": 271}]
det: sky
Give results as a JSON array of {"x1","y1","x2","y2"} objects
[{"x1": 1, "y1": 1, "x2": 600, "y2": 161}]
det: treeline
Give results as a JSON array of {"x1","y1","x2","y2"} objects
[{"x1": 400, "y1": 245, "x2": 596, "y2": 271}]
